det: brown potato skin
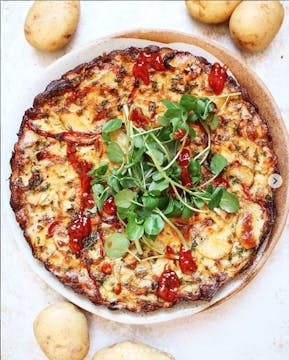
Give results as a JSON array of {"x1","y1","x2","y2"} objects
[
  {"x1": 229, "y1": 1, "x2": 284, "y2": 52},
  {"x1": 33, "y1": 302, "x2": 89, "y2": 360},
  {"x1": 24, "y1": 0, "x2": 80, "y2": 52},
  {"x1": 186, "y1": 0, "x2": 241, "y2": 24},
  {"x1": 91, "y1": 341, "x2": 175, "y2": 360}
]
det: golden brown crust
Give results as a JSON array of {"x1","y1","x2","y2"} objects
[{"x1": 10, "y1": 46, "x2": 277, "y2": 312}]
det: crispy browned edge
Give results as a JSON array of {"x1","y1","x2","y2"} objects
[{"x1": 10, "y1": 46, "x2": 277, "y2": 313}]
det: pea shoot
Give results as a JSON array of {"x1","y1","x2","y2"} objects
[{"x1": 89, "y1": 94, "x2": 240, "y2": 260}]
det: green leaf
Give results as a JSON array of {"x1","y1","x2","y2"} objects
[
  {"x1": 180, "y1": 94, "x2": 197, "y2": 111},
  {"x1": 162, "y1": 99, "x2": 180, "y2": 110},
  {"x1": 137, "y1": 207, "x2": 153, "y2": 219},
  {"x1": 126, "y1": 220, "x2": 144, "y2": 241},
  {"x1": 181, "y1": 95, "x2": 215, "y2": 121},
  {"x1": 169, "y1": 202, "x2": 183, "y2": 217},
  {"x1": 146, "y1": 136, "x2": 160, "y2": 150},
  {"x1": 92, "y1": 184, "x2": 108, "y2": 212},
  {"x1": 191, "y1": 176, "x2": 201, "y2": 184},
  {"x1": 164, "y1": 198, "x2": 183, "y2": 217},
  {"x1": 209, "y1": 115, "x2": 219, "y2": 131},
  {"x1": 147, "y1": 234, "x2": 157, "y2": 241},
  {"x1": 135, "y1": 217, "x2": 144, "y2": 225},
  {"x1": 164, "y1": 109, "x2": 183, "y2": 121},
  {"x1": 188, "y1": 113, "x2": 198, "y2": 122},
  {"x1": 171, "y1": 117, "x2": 189, "y2": 135},
  {"x1": 144, "y1": 214, "x2": 164, "y2": 236},
  {"x1": 117, "y1": 205, "x2": 137, "y2": 220},
  {"x1": 101, "y1": 132, "x2": 110, "y2": 143},
  {"x1": 142, "y1": 193, "x2": 159, "y2": 210},
  {"x1": 157, "y1": 115, "x2": 170, "y2": 126},
  {"x1": 220, "y1": 190, "x2": 240, "y2": 213},
  {"x1": 158, "y1": 106, "x2": 185, "y2": 127},
  {"x1": 206, "y1": 184, "x2": 214, "y2": 194},
  {"x1": 167, "y1": 163, "x2": 181, "y2": 181},
  {"x1": 114, "y1": 189, "x2": 135, "y2": 208},
  {"x1": 189, "y1": 158, "x2": 201, "y2": 176},
  {"x1": 101, "y1": 118, "x2": 122, "y2": 143},
  {"x1": 134, "y1": 135, "x2": 144, "y2": 148},
  {"x1": 210, "y1": 154, "x2": 228, "y2": 176},
  {"x1": 126, "y1": 146, "x2": 145, "y2": 168},
  {"x1": 120, "y1": 177, "x2": 137, "y2": 189},
  {"x1": 208, "y1": 186, "x2": 224, "y2": 210},
  {"x1": 157, "y1": 195, "x2": 169, "y2": 210},
  {"x1": 152, "y1": 172, "x2": 163, "y2": 181},
  {"x1": 194, "y1": 198, "x2": 205, "y2": 209},
  {"x1": 158, "y1": 127, "x2": 171, "y2": 141},
  {"x1": 200, "y1": 98, "x2": 214, "y2": 120},
  {"x1": 104, "y1": 233, "x2": 130, "y2": 259},
  {"x1": 195, "y1": 99, "x2": 207, "y2": 118},
  {"x1": 102, "y1": 118, "x2": 122, "y2": 133},
  {"x1": 148, "y1": 179, "x2": 169, "y2": 195},
  {"x1": 163, "y1": 197, "x2": 174, "y2": 215},
  {"x1": 87, "y1": 161, "x2": 109, "y2": 177},
  {"x1": 161, "y1": 101, "x2": 188, "y2": 123},
  {"x1": 142, "y1": 162, "x2": 153, "y2": 172},
  {"x1": 182, "y1": 206, "x2": 193, "y2": 219},
  {"x1": 92, "y1": 183, "x2": 103, "y2": 197},
  {"x1": 189, "y1": 127, "x2": 196, "y2": 140},
  {"x1": 148, "y1": 148, "x2": 164, "y2": 166},
  {"x1": 106, "y1": 142, "x2": 124, "y2": 164},
  {"x1": 107, "y1": 174, "x2": 120, "y2": 193}
]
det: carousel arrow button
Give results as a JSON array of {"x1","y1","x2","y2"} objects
[{"x1": 268, "y1": 174, "x2": 282, "y2": 189}]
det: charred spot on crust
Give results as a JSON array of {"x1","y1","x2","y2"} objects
[
  {"x1": 24, "y1": 107, "x2": 44, "y2": 120},
  {"x1": 34, "y1": 78, "x2": 75, "y2": 106},
  {"x1": 200, "y1": 274, "x2": 227, "y2": 300},
  {"x1": 127, "y1": 46, "x2": 141, "y2": 60},
  {"x1": 163, "y1": 52, "x2": 176, "y2": 69},
  {"x1": 144, "y1": 45, "x2": 161, "y2": 53},
  {"x1": 200, "y1": 283, "x2": 219, "y2": 300}
]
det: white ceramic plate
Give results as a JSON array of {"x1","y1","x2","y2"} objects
[{"x1": 5, "y1": 36, "x2": 274, "y2": 324}]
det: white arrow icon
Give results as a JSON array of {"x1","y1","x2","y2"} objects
[{"x1": 268, "y1": 174, "x2": 283, "y2": 189}]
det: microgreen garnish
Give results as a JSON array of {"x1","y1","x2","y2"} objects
[
  {"x1": 90, "y1": 184, "x2": 108, "y2": 212},
  {"x1": 144, "y1": 214, "x2": 164, "y2": 236},
  {"x1": 210, "y1": 154, "x2": 228, "y2": 176},
  {"x1": 101, "y1": 118, "x2": 122, "y2": 143},
  {"x1": 114, "y1": 189, "x2": 135, "y2": 208},
  {"x1": 219, "y1": 189, "x2": 240, "y2": 213},
  {"x1": 89, "y1": 94, "x2": 240, "y2": 260},
  {"x1": 104, "y1": 233, "x2": 130, "y2": 259},
  {"x1": 106, "y1": 142, "x2": 124, "y2": 164}
]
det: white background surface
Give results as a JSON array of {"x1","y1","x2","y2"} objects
[{"x1": 1, "y1": 1, "x2": 289, "y2": 359}]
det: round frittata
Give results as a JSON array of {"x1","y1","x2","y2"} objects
[{"x1": 10, "y1": 46, "x2": 277, "y2": 312}]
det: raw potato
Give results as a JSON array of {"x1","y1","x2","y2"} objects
[
  {"x1": 229, "y1": 1, "x2": 284, "y2": 51},
  {"x1": 33, "y1": 302, "x2": 89, "y2": 360},
  {"x1": 24, "y1": 0, "x2": 80, "y2": 51},
  {"x1": 185, "y1": 0, "x2": 241, "y2": 24},
  {"x1": 91, "y1": 341, "x2": 175, "y2": 360}
]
